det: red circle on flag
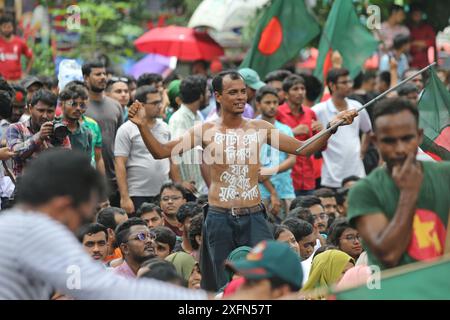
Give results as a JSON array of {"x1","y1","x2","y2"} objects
[
  {"x1": 407, "y1": 208, "x2": 446, "y2": 261},
  {"x1": 258, "y1": 17, "x2": 283, "y2": 55}
]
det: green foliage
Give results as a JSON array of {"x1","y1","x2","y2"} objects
[{"x1": 29, "y1": 42, "x2": 55, "y2": 77}]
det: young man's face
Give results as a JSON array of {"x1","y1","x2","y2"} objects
[
  {"x1": 62, "y1": 98, "x2": 87, "y2": 122},
  {"x1": 123, "y1": 225, "x2": 155, "y2": 263},
  {"x1": 143, "y1": 92, "x2": 163, "y2": 119},
  {"x1": 160, "y1": 188, "x2": 186, "y2": 217},
  {"x1": 286, "y1": 83, "x2": 305, "y2": 106},
  {"x1": 404, "y1": 71, "x2": 424, "y2": 91},
  {"x1": 267, "y1": 80, "x2": 285, "y2": 103},
  {"x1": 10, "y1": 101, "x2": 26, "y2": 123},
  {"x1": 319, "y1": 197, "x2": 338, "y2": 217},
  {"x1": 153, "y1": 240, "x2": 171, "y2": 259},
  {"x1": 141, "y1": 210, "x2": 163, "y2": 229},
  {"x1": 82, "y1": 232, "x2": 108, "y2": 261},
  {"x1": 30, "y1": 101, "x2": 55, "y2": 127},
  {"x1": 256, "y1": 93, "x2": 279, "y2": 119},
  {"x1": 338, "y1": 228, "x2": 363, "y2": 259},
  {"x1": 107, "y1": 82, "x2": 129, "y2": 107},
  {"x1": 297, "y1": 233, "x2": 316, "y2": 260},
  {"x1": 309, "y1": 204, "x2": 328, "y2": 233},
  {"x1": 216, "y1": 76, "x2": 247, "y2": 115},
  {"x1": 0, "y1": 22, "x2": 13, "y2": 38},
  {"x1": 373, "y1": 110, "x2": 422, "y2": 172},
  {"x1": 331, "y1": 75, "x2": 353, "y2": 98},
  {"x1": 85, "y1": 67, "x2": 107, "y2": 93},
  {"x1": 276, "y1": 229, "x2": 300, "y2": 256},
  {"x1": 26, "y1": 83, "x2": 43, "y2": 101}
]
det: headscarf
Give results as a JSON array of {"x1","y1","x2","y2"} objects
[
  {"x1": 165, "y1": 252, "x2": 196, "y2": 281},
  {"x1": 335, "y1": 265, "x2": 372, "y2": 291},
  {"x1": 224, "y1": 246, "x2": 252, "y2": 282},
  {"x1": 302, "y1": 249, "x2": 354, "y2": 292}
]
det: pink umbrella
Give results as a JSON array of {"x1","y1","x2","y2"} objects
[{"x1": 134, "y1": 25, "x2": 224, "y2": 61}]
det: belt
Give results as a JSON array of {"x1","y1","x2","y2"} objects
[{"x1": 209, "y1": 204, "x2": 265, "y2": 216}]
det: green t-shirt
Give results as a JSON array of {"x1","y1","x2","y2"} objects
[
  {"x1": 81, "y1": 115, "x2": 103, "y2": 167},
  {"x1": 348, "y1": 161, "x2": 450, "y2": 269}
]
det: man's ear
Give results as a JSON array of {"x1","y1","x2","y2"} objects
[
  {"x1": 175, "y1": 96, "x2": 182, "y2": 106},
  {"x1": 370, "y1": 131, "x2": 377, "y2": 146}
]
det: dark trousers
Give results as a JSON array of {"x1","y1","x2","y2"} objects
[
  {"x1": 294, "y1": 189, "x2": 315, "y2": 197},
  {"x1": 131, "y1": 196, "x2": 159, "y2": 213},
  {"x1": 201, "y1": 206, "x2": 273, "y2": 291}
]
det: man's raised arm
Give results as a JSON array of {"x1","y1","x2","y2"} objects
[{"x1": 128, "y1": 101, "x2": 200, "y2": 159}]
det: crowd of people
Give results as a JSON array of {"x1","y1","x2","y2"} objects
[{"x1": 0, "y1": 3, "x2": 449, "y2": 300}]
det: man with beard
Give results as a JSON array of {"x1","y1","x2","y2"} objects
[
  {"x1": 0, "y1": 15, "x2": 33, "y2": 81},
  {"x1": 6, "y1": 89, "x2": 71, "y2": 176},
  {"x1": 168, "y1": 75, "x2": 210, "y2": 195},
  {"x1": 113, "y1": 217, "x2": 157, "y2": 278},
  {"x1": 60, "y1": 84, "x2": 93, "y2": 157},
  {"x1": 83, "y1": 60, "x2": 123, "y2": 206},
  {"x1": 348, "y1": 98, "x2": 450, "y2": 269},
  {"x1": 78, "y1": 223, "x2": 109, "y2": 262}
]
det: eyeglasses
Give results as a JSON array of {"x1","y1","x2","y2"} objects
[
  {"x1": 64, "y1": 100, "x2": 87, "y2": 109},
  {"x1": 161, "y1": 195, "x2": 183, "y2": 202},
  {"x1": 312, "y1": 213, "x2": 329, "y2": 221},
  {"x1": 127, "y1": 232, "x2": 156, "y2": 242},
  {"x1": 110, "y1": 76, "x2": 129, "y2": 84},
  {"x1": 340, "y1": 234, "x2": 361, "y2": 242}
]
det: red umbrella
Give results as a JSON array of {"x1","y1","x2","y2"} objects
[{"x1": 134, "y1": 25, "x2": 224, "y2": 61}]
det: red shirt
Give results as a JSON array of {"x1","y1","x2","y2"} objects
[
  {"x1": 276, "y1": 103, "x2": 320, "y2": 191},
  {"x1": 409, "y1": 23, "x2": 435, "y2": 69},
  {"x1": 0, "y1": 36, "x2": 33, "y2": 80}
]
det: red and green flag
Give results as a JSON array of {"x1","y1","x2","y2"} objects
[
  {"x1": 313, "y1": 0, "x2": 378, "y2": 83},
  {"x1": 417, "y1": 68, "x2": 450, "y2": 161},
  {"x1": 240, "y1": 0, "x2": 320, "y2": 79}
]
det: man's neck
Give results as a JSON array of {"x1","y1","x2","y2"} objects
[
  {"x1": 89, "y1": 90, "x2": 104, "y2": 102},
  {"x1": 64, "y1": 118, "x2": 79, "y2": 131},
  {"x1": 287, "y1": 101, "x2": 303, "y2": 115},
  {"x1": 331, "y1": 95, "x2": 347, "y2": 111},
  {"x1": 0, "y1": 34, "x2": 12, "y2": 42},
  {"x1": 164, "y1": 214, "x2": 179, "y2": 226},
  {"x1": 30, "y1": 120, "x2": 40, "y2": 133},
  {"x1": 145, "y1": 117, "x2": 157, "y2": 127},
  {"x1": 184, "y1": 102, "x2": 199, "y2": 115},
  {"x1": 387, "y1": 17, "x2": 397, "y2": 27},
  {"x1": 261, "y1": 115, "x2": 275, "y2": 124},
  {"x1": 221, "y1": 112, "x2": 245, "y2": 129}
]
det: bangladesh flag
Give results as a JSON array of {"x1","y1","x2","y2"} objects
[
  {"x1": 417, "y1": 68, "x2": 450, "y2": 161},
  {"x1": 313, "y1": 0, "x2": 378, "y2": 83},
  {"x1": 333, "y1": 255, "x2": 450, "y2": 300},
  {"x1": 240, "y1": 0, "x2": 320, "y2": 79}
]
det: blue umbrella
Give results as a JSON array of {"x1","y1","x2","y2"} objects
[{"x1": 129, "y1": 54, "x2": 176, "y2": 78}]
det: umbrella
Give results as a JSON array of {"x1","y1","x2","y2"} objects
[
  {"x1": 134, "y1": 26, "x2": 224, "y2": 61},
  {"x1": 129, "y1": 54, "x2": 177, "y2": 78}
]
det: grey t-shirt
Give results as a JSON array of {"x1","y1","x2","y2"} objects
[
  {"x1": 85, "y1": 96, "x2": 123, "y2": 181},
  {"x1": 114, "y1": 119, "x2": 171, "y2": 197}
]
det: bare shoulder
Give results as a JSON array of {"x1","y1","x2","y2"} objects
[{"x1": 247, "y1": 118, "x2": 274, "y2": 130}]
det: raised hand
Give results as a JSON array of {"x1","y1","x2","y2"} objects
[
  {"x1": 392, "y1": 153, "x2": 423, "y2": 193},
  {"x1": 331, "y1": 109, "x2": 358, "y2": 127},
  {"x1": 128, "y1": 100, "x2": 146, "y2": 127}
]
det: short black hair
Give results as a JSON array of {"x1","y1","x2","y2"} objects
[
  {"x1": 0, "y1": 15, "x2": 13, "y2": 25},
  {"x1": 136, "y1": 73, "x2": 163, "y2": 88},
  {"x1": 0, "y1": 79, "x2": 14, "y2": 119},
  {"x1": 282, "y1": 74, "x2": 305, "y2": 92},
  {"x1": 115, "y1": 217, "x2": 147, "y2": 247},
  {"x1": 82, "y1": 60, "x2": 105, "y2": 77},
  {"x1": 281, "y1": 218, "x2": 314, "y2": 242},
  {"x1": 188, "y1": 213, "x2": 203, "y2": 250},
  {"x1": 264, "y1": 70, "x2": 292, "y2": 83},
  {"x1": 139, "y1": 259, "x2": 184, "y2": 284},
  {"x1": 372, "y1": 97, "x2": 419, "y2": 131},
  {"x1": 313, "y1": 188, "x2": 336, "y2": 199},
  {"x1": 272, "y1": 224, "x2": 292, "y2": 240},
  {"x1": 297, "y1": 195, "x2": 322, "y2": 209},
  {"x1": 390, "y1": 4, "x2": 404, "y2": 14},
  {"x1": 393, "y1": 34, "x2": 410, "y2": 50},
  {"x1": 77, "y1": 223, "x2": 108, "y2": 242},
  {"x1": 255, "y1": 85, "x2": 279, "y2": 103},
  {"x1": 397, "y1": 83, "x2": 419, "y2": 97},
  {"x1": 96, "y1": 207, "x2": 127, "y2": 230},
  {"x1": 29, "y1": 89, "x2": 57, "y2": 108},
  {"x1": 212, "y1": 70, "x2": 244, "y2": 94},
  {"x1": 176, "y1": 202, "x2": 203, "y2": 224},
  {"x1": 16, "y1": 149, "x2": 106, "y2": 207},
  {"x1": 341, "y1": 175, "x2": 360, "y2": 187},
  {"x1": 159, "y1": 182, "x2": 187, "y2": 200},
  {"x1": 134, "y1": 85, "x2": 159, "y2": 104},
  {"x1": 326, "y1": 68, "x2": 350, "y2": 92},
  {"x1": 136, "y1": 202, "x2": 162, "y2": 218},
  {"x1": 327, "y1": 218, "x2": 353, "y2": 247},
  {"x1": 65, "y1": 80, "x2": 87, "y2": 89},
  {"x1": 298, "y1": 73, "x2": 323, "y2": 102},
  {"x1": 39, "y1": 76, "x2": 58, "y2": 90},
  {"x1": 286, "y1": 207, "x2": 314, "y2": 226},
  {"x1": 379, "y1": 71, "x2": 391, "y2": 88},
  {"x1": 179, "y1": 75, "x2": 207, "y2": 104},
  {"x1": 152, "y1": 226, "x2": 177, "y2": 252},
  {"x1": 59, "y1": 84, "x2": 88, "y2": 101}
]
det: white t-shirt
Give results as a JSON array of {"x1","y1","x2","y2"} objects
[
  {"x1": 312, "y1": 98, "x2": 372, "y2": 188},
  {"x1": 114, "y1": 119, "x2": 171, "y2": 197}
]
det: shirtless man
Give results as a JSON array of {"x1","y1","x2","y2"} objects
[{"x1": 128, "y1": 70, "x2": 357, "y2": 290}]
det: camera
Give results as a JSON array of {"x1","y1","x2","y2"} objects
[{"x1": 50, "y1": 120, "x2": 70, "y2": 145}]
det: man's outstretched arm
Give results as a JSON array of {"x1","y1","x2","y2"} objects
[{"x1": 128, "y1": 101, "x2": 199, "y2": 159}]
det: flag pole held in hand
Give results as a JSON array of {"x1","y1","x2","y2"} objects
[{"x1": 296, "y1": 62, "x2": 437, "y2": 153}]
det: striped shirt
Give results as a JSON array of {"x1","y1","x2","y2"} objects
[{"x1": 0, "y1": 209, "x2": 208, "y2": 300}]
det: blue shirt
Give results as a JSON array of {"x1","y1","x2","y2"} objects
[{"x1": 258, "y1": 120, "x2": 296, "y2": 199}]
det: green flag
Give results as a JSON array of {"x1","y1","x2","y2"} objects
[
  {"x1": 417, "y1": 68, "x2": 450, "y2": 160},
  {"x1": 240, "y1": 0, "x2": 320, "y2": 79},
  {"x1": 313, "y1": 0, "x2": 378, "y2": 83},
  {"x1": 333, "y1": 255, "x2": 450, "y2": 300}
]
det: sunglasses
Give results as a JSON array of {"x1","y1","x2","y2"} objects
[
  {"x1": 127, "y1": 232, "x2": 156, "y2": 242},
  {"x1": 110, "y1": 76, "x2": 129, "y2": 84}
]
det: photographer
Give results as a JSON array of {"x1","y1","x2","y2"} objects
[{"x1": 6, "y1": 89, "x2": 71, "y2": 177}]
